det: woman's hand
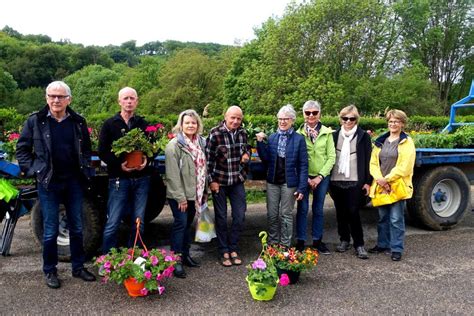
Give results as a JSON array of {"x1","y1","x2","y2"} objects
[
  {"x1": 362, "y1": 184, "x2": 371, "y2": 196},
  {"x1": 294, "y1": 192, "x2": 304, "y2": 201},
  {"x1": 136, "y1": 155, "x2": 147, "y2": 171},
  {"x1": 178, "y1": 200, "x2": 188, "y2": 212},
  {"x1": 256, "y1": 132, "x2": 266, "y2": 142}
]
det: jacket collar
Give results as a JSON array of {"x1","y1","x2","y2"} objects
[
  {"x1": 37, "y1": 105, "x2": 83, "y2": 122},
  {"x1": 374, "y1": 131, "x2": 409, "y2": 148}
]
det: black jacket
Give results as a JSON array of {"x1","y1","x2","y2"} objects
[
  {"x1": 98, "y1": 112, "x2": 151, "y2": 178},
  {"x1": 16, "y1": 105, "x2": 92, "y2": 189},
  {"x1": 332, "y1": 126, "x2": 373, "y2": 187}
]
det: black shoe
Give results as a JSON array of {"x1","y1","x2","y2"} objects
[
  {"x1": 173, "y1": 263, "x2": 186, "y2": 278},
  {"x1": 368, "y1": 245, "x2": 391, "y2": 254},
  {"x1": 295, "y1": 240, "x2": 305, "y2": 252},
  {"x1": 391, "y1": 252, "x2": 402, "y2": 261},
  {"x1": 183, "y1": 255, "x2": 200, "y2": 268},
  {"x1": 45, "y1": 272, "x2": 60, "y2": 289},
  {"x1": 72, "y1": 268, "x2": 96, "y2": 282},
  {"x1": 314, "y1": 241, "x2": 331, "y2": 255}
]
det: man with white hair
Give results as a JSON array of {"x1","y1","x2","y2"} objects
[
  {"x1": 99, "y1": 87, "x2": 151, "y2": 254},
  {"x1": 17, "y1": 81, "x2": 96, "y2": 289}
]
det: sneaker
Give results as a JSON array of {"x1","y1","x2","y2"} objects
[
  {"x1": 336, "y1": 241, "x2": 351, "y2": 253},
  {"x1": 315, "y1": 242, "x2": 331, "y2": 255},
  {"x1": 391, "y1": 252, "x2": 402, "y2": 261},
  {"x1": 355, "y1": 246, "x2": 369, "y2": 259},
  {"x1": 45, "y1": 272, "x2": 60, "y2": 289},
  {"x1": 368, "y1": 245, "x2": 391, "y2": 254}
]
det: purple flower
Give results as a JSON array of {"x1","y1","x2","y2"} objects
[
  {"x1": 151, "y1": 256, "x2": 159, "y2": 266},
  {"x1": 251, "y1": 258, "x2": 267, "y2": 270},
  {"x1": 140, "y1": 288, "x2": 149, "y2": 296},
  {"x1": 104, "y1": 261, "x2": 111, "y2": 269},
  {"x1": 144, "y1": 270, "x2": 152, "y2": 280}
]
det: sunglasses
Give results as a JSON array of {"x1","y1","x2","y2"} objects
[
  {"x1": 341, "y1": 117, "x2": 357, "y2": 122},
  {"x1": 304, "y1": 111, "x2": 319, "y2": 116}
]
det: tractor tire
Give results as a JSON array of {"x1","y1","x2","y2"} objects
[{"x1": 407, "y1": 166, "x2": 470, "y2": 230}]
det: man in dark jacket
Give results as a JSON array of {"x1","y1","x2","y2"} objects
[
  {"x1": 16, "y1": 81, "x2": 96, "y2": 289},
  {"x1": 98, "y1": 87, "x2": 151, "y2": 254}
]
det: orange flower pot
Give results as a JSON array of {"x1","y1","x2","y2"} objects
[
  {"x1": 123, "y1": 277, "x2": 146, "y2": 297},
  {"x1": 125, "y1": 150, "x2": 143, "y2": 168}
]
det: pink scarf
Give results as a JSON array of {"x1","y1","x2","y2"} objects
[{"x1": 184, "y1": 135, "x2": 206, "y2": 210}]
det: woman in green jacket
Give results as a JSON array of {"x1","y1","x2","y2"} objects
[
  {"x1": 296, "y1": 100, "x2": 336, "y2": 254},
  {"x1": 165, "y1": 109, "x2": 207, "y2": 278}
]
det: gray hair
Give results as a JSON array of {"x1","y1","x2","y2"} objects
[
  {"x1": 118, "y1": 87, "x2": 138, "y2": 99},
  {"x1": 302, "y1": 100, "x2": 321, "y2": 112},
  {"x1": 172, "y1": 109, "x2": 204, "y2": 135},
  {"x1": 46, "y1": 81, "x2": 71, "y2": 97},
  {"x1": 277, "y1": 104, "x2": 296, "y2": 120}
]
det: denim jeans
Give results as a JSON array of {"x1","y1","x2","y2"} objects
[
  {"x1": 102, "y1": 176, "x2": 150, "y2": 254},
  {"x1": 376, "y1": 200, "x2": 406, "y2": 253},
  {"x1": 37, "y1": 178, "x2": 85, "y2": 274},
  {"x1": 169, "y1": 199, "x2": 196, "y2": 257},
  {"x1": 212, "y1": 182, "x2": 246, "y2": 255},
  {"x1": 266, "y1": 183, "x2": 296, "y2": 247},
  {"x1": 296, "y1": 176, "x2": 330, "y2": 241}
]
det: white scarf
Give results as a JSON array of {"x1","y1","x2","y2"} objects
[{"x1": 338, "y1": 125, "x2": 358, "y2": 178}]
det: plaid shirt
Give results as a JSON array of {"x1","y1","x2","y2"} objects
[{"x1": 206, "y1": 121, "x2": 250, "y2": 186}]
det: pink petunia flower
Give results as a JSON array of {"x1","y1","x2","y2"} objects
[
  {"x1": 156, "y1": 273, "x2": 163, "y2": 281},
  {"x1": 155, "y1": 123, "x2": 164, "y2": 129},
  {"x1": 279, "y1": 274, "x2": 290, "y2": 286},
  {"x1": 151, "y1": 256, "x2": 159, "y2": 266},
  {"x1": 104, "y1": 261, "x2": 111, "y2": 269},
  {"x1": 87, "y1": 127, "x2": 93, "y2": 134},
  {"x1": 164, "y1": 255, "x2": 174, "y2": 262},
  {"x1": 141, "y1": 250, "x2": 149, "y2": 258},
  {"x1": 158, "y1": 286, "x2": 165, "y2": 295},
  {"x1": 145, "y1": 126, "x2": 158, "y2": 133},
  {"x1": 140, "y1": 288, "x2": 149, "y2": 296},
  {"x1": 144, "y1": 270, "x2": 152, "y2": 280}
]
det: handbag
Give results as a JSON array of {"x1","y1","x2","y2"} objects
[
  {"x1": 370, "y1": 178, "x2": 410, "y2": 207},
  {"x1": 195, "y1": 203, "x2": 217, "y2": 243}
]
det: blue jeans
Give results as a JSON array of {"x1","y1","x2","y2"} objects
[
  {"x1": 169, "y1": 199, "x2": 196, "y2": 257},
  {"x1": 102, "y1": 176, "x2": 150, "y2": 254},
  {"x1": 296, "y1": 176, "x2": 330, "y2": 241},
  {"x1": 376, "y1": 200, "x2": 406, "y2": 253},
  {"x1": 212, "y1": 182, "x2": 246, "y2": 255},
  {"x1": 37, "y1": 178, "x2": 85, "y2": 274}
]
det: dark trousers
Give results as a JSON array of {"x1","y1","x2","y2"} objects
[
  {"x1": 330, "y1": 184, "x2": 365, "y2": 248},
  {"x1": 169, "y1": 199, "x2": 196, "y2": 257},
  {"x1": 212, "y1": 182, "x2": 246, "y2": 255},
  {"x1": 37, "y1": 178, "x2": 85, "y2": 274}
]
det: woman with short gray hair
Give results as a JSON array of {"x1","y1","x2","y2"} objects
[{"x1": 256, "y1": 104, "x2": 308, "y2": 247}]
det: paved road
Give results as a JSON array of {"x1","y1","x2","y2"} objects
[{"x1": 1, "y1": 195, "x2": 473, "y2": 314}]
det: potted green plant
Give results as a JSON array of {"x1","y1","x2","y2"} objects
[
  {"x1": 265, "y1": 244, "x2": 319, "y2": 284},
  {"x1": 111, "y1": 128, "x2": 158, "y2": 168},
  {"x1": 94, "y1": 246, "x2": 178, "y2": 297}
]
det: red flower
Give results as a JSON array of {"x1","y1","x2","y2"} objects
[
  {"x1": 145, "y1": 126, "x2": 158, "y2": 133},
  {"x1": 87, "y1": 127, "x2": 93, "y2": 134},
  {"x1": 155, "y1": 123, "x2": 164, "y2": 129},
  {"x1": 167, "y1": 133, "x2": 175, "y2": 140},
  {"x1": 8, "y1": 133, "x2": 20, "y2": 141}
]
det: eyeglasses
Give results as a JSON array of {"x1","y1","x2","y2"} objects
[
  {"x1": 47, "y1": 94, "x2": 69, "y2": 101},
  {"x1": 304, "y1": 111, "x2": 319, "y2": 116},
  {"x1": 278, "y1": 117, "x2": 292, "y2": 122},
  {"x1": 341, "y1": 117, "x2": 357, "y2": 122},
  {"x1": 388, "y1": 120, "x2": 401, "y2": 125}
]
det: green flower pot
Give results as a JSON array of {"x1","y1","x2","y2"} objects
[{"x1": 246, "y1": 276, "x2": 277, "y2": 301}]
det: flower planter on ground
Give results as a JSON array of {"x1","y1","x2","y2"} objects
[
  {"x1": 276, "y1": 267, "x2": 300, "y2": 284},
  {"x1": 124, "y1": 277, "x2": 146, "y2": 297},
  {"x1": 246, "y1": 276, "x2": 277, "y2": 301}
]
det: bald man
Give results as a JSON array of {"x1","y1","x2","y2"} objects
[
  {"x1": 98, "y1": 87, "x2": 151, "y2": 254},
  {"x1": 206, "y1": 106, "x2": 250, "y2": 267}
]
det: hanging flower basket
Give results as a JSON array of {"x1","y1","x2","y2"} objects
[
  {"x1": 246, "y1": 276, "x2": 277, "y2": 301},
  {"x1": 123, "y1": 277, "x2": 146, "y2": 297}
]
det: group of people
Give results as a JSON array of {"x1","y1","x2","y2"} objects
[{"x1": 15, "y1": 80, "x2": 415, "y2": 290}]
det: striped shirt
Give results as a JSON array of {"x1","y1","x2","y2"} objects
[{"x1": 206, "y1": 121, "x2": 250, "y2": 186}]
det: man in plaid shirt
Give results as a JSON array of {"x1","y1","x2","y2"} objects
[{"x1": 206, "y1": 106, "x2": 250, "y2": 267}]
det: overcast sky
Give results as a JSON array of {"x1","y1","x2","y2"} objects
[{"x1": 1, "y1": 0, "x2": 301, "y2": 46}]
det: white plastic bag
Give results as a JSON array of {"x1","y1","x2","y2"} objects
[{"x1": 195, "y1": 203, "x2": 216, "y2": 243}]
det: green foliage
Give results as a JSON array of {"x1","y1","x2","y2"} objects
[
  {"x1": 412, "y1": 126, "x2": 474, "y2": 148},
  {"x1": 111, "y1": 128, "x2": 157, "y2": 157},
  {"x1": 0, "y1": 108, "x2": 25, "y2": 139},
  {"x1": 13, "y1": 87, "x2": 45, "y2": 114},
  {"x1": 246, "y1": 257, "x2": 279, "y2": 286},
  {"x1": 0, "y1": 68, "x2": 17, "y2": 107}
]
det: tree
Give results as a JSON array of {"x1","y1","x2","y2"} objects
[
  {"x1": 395, "y1": 0, "x2": 473, "y2": 112},
  {"x1": 0, "y1": 69, "x2": 17, "y2": 107}
]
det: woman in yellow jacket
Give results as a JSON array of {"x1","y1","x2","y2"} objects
[{"x1": 368, "y1": 109, "x2": 416, "y2": 261}]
